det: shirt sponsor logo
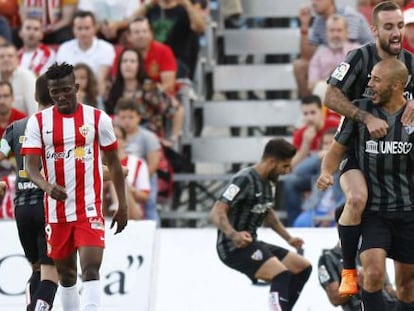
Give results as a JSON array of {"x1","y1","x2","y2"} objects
[
  {"x1": 365, "y1": 140, "x2": 413, "y2": 154},
  {"x1": 251, "y1": 202, "x2": 273, "y2": 214},
  {"x1": 17, "y1": 181, "x2": 38, "y2": 190},
  {"x1": 46, "y1": 146, "x2": 92, "y2": 161},
  {"x1": 222, "y1": 184, "x2": 240, "y2": 201},
  {"x1": 331, "y1": 62, "x2": 350, "y2": 81}
]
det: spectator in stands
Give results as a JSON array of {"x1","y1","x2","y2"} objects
[
  {"x1": 318, "y1": 206, "x2": 398, "y2": 311},
  {"x1": 127, "y1": 17, "x2": 185, "y2": 142},
  {"x1": 78, "y1": 0, "x2": 141, "y2": 44},
  {"x1": 294, "y1": 0, "x2": 373, "y2": 98},
  {"x1": 282, "y1": 95, "x2": 339, "y2": 226},
  {"x1": 17, "y1": 0, "x2": 77, "y2": 44},
  {"x1": 0, "y1": 81, "x2": 26, "y2": 137},
  {"x1": 0, "y1": 16, "x2": 12, "y2": 43},
  {"x1": 73, "y1": 63, "x2": 102, "y2": 109},
  {"x1": 134, "y1": 0, "x2": 205, "y2": 78},
  {"x1": 107, "y1": 48, "x2": 183, "y2": 143},
  {"x1": 128, "y1": 17, "x2": 178, "y2": 95},
  {"x1": 308, "y1": 14, "x2": 360, "y2": 98},
  {"x1": 56, "y1": 10, "x2": 115, "y2": 98},
  {"x1": 403, "y1": 3, "x2": 414, "y2": 53},
  {"x1": 0, "y1": 172, "x2": 15, "y2": 219},
  {"x1": 293, "y1": 129, "x2": 344, "y2": 228},
  {"x1": 114, "y1": 98, "x2": 162, "y2": 223},
  {"x1": 0, "y1": 42, "x2": 36, "y2": 116},
  {"x1": 18, "y1": 17, "x2": 56, "y2": 76},
  {"x1": 104, "y1": 124, "x2": 150, "y2": 220}
]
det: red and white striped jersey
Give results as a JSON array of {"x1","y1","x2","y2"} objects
[
  {"x1": 18, "y1": 44, "x2": 56, "y2": 76},
  {"x1": 121, "y1": 154, "x2": 150, "y2": 193},
  {"x1": 21, "y1": 104, "x2": 117, "y2": 223}
]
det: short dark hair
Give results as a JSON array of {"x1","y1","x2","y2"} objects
[
  {"x1": 73, "y1": 10, "x2": 96, "y2": 25},
  {"x1": 35, "y1": 74, "x2": 54, "y2": 106},
  {"x1": 0, "y1": 80, "x2": 13, "y2": 95},
  {"x1": 373, "y1": 1, "x2": 400, "y2": 25},
  {"x1": 262, "y1": 138, "x2": 296, "y2": 161},
  {"x1": 301, "y1": 94, "x2": 322, "y2": 109},
  {"x1": 129, "y1": 16, "x2": 152, "y2": 31},
  {"x1": 114, "y1": 97, "x2": 141, "y2": 115},
  {"x1": 45, "y1": 62, "x2": 74, "y2": 81}
]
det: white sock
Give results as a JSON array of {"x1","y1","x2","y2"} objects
[
  {"x1": 81, "y1": 280, "x2": 101, "y2": 311},
  {"x1": 60, "y1": 284, "x2": 80, "y2": 311},
  {"x1": 269, "y1": 292, "x2": 282, "y2": 311}
]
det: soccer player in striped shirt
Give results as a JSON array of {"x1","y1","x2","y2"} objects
[
  {"x1": 21, "y1": 62, "x2": 128, "y2": 310},
  {"x1": 324, "y1": 1, "x2": 414, "y2": 296},
  {"x1": 318, "y1": 58, "x2": 414, "y2": 311}
]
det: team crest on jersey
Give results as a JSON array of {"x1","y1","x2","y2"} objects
[
  {"x1": 318, "y1": 265, "x2": 330, "y2": 283},
  {"x1": 19, "y1": 135, "x2": 26, "y2": 143},
  {"x1": 331, "y1": 62, "x2": 350, "y2": 81},
  {"x1": 404, "y1": 126, "x2": 414, "y2": 135},
  {"x1": 251, "y1": 249, "x2": 263, "y2": 261},
  {"x1": 222, "y1": 184, "x2": 240, "y2": 201},
  {"x1": 79, "y1": 124, "x2": 90, "y2": 138}
]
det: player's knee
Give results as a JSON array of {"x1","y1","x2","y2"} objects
[
  {"x1": 31, "y1": 262, "x2": 41, "y2": 272},
  {"x1": 59, "y1": 268, "x2": 78, "y2": 287},
  {"x1": 299, "y1": 264, "x2": 312, "y2": 281},
  {"x1": 81, "y1": 264, "x2": 100, "y2": 282},
  {"x1": 397, "y1": 278, "x2": 414, "y2": 302},
  {"x1": 363, "y1": 266, "x2": 385, "y2": 291},
  {"x1": 345, "y1": 190, "x2": 367, "y2": 212}
]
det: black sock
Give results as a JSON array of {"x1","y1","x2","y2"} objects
[
  {"x1": 29, "y1": 280, "x2": 58, "y2": 311},
  {"x1": 26, "y1": 271, "x2": 41, "y2": 310},
  {"x1": 338, "y1": 224, "x2": 361, "y2": 269},
  {"x1": 269, "y1": 270, "x2": 291, "y2": 311},
  {"x1": 361, "y1": 289, "x2": 386, "y2": 311},
  {"x1": 397, "y1": 300, "x2": 414, "y2": 310},
  {"x1": 287, "y1": 265, "x2": 312, "y2": 310}
]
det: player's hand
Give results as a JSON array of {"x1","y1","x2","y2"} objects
[
  {"x1": 317, "y1": 173, "x2": 334, "y2": 190},
  {"x1": 231, "y1": 231, "x2": 253, "y2": 248},
  {"x1": 401, "y1": 99, "x2": 414, "y2": 126},
  {"x1": 110, "y1": 203, "x2": 128, "y2": 234},
  {"x1": 303, "y1": 125, "x2": 317, "y2": 143},
  {"x1": 47, "y1": 183, "x2": 67, "y2": 201},
  {"x1": 288, "y1": 237, "x2": 304, "y2": 250},
  {"x1": 298, "y1": 5, "x2": 312, "y2": 28},
  {"x1": 365, "y1": 114, "x2": 388, "y2": 138}
]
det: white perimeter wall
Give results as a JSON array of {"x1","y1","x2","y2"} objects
[{"x1": 0, "y1": 222, "x2": 395, "y2": 311}]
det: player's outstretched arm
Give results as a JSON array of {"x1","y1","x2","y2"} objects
[
  {"x1": 104, "y1": 149, "x2": 128, "y2": 234},
  {"x1": 317, "y1": 141, "x2": 347, "y2": 191},
  {"x1": 264, "y1": 210, "x2": 304, "y2": 251}
]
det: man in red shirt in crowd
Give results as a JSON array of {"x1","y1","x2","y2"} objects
[
  {"x1": 0, "y1": 80, "x2": 26, "y2": 137},
  {"x1": 127, "y1": 16, "x2": 184, "y2": 142},
  {"x1": 283, "y1": 94, "x2": 339, "y2": 226}
]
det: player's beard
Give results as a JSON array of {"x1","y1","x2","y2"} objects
[{"x1": 379, "y1": 36, "x2": 402, "y2": 56}]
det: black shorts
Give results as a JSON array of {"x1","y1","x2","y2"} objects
[
  {"x1": 360, "y1": 211, "x2": 414, "y2": 263},
  {"x1": 339, "y1": 153, "x2": 359, "y2": 176},
  {"x1": 218, "y1": 240, "x2": 289, "y2": 280},
  {"x1": 14, "y1": 202, "x2": 54, "y2": 265}
]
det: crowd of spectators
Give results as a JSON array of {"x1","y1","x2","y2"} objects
[
  {"x1": 0, "y1": 0, "x2": 206, "y2": 222},
  {"x1": 1, "y1": 0, "x2": 414, "y2": 230}
]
